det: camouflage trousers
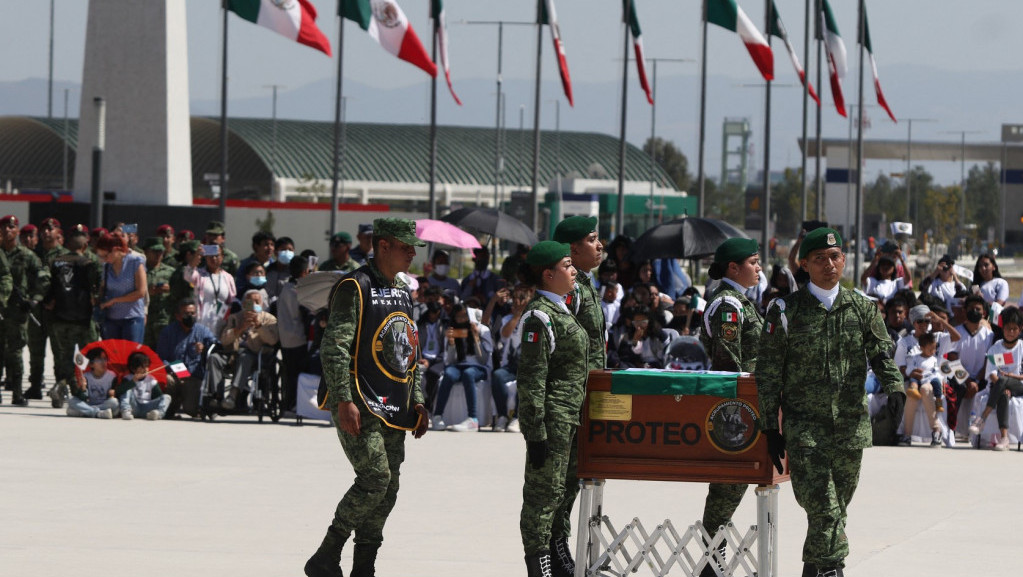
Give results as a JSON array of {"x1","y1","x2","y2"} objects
[
  {"x1": 0, "y1": 318, "x2": 28, "y2": 393},
  {"x1": 330, "y1": 407, "x2": 407, "y2": 547},
  {"x1": 144, "y1": 318, "x2": 170, "y2": 350},
  {"x1": 521, "y1": 420, "x2": 578, "y2": 556},
  {"x1": 788, "y1": 445, "x2": 863, "y2": 568},
  {"x1": 702, "y1": 483, "x2": 749, "y2": 537},
  {"x1": 50, "y1": 321, "x2": 97, "y2": 384},
  {"x1": 28, "y1": 309, "x2": 56, "y2": 387}
]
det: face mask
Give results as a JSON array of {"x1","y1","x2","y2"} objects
[
  {"x1": 434, "y1": 264, "x2": 450, "y2": 276},
  {"x1": 252, "y1": 304, "x2": 263, "y2": 313},
  {"x1": 182, "y1": 315, "x2": 196, "y2": 328},
  {"x1": 966, "y1": 309, "x2": 984, "y2": 323},
  {"x1": 277, "y1": 250, "x2": 295, "y2": 265},
  {"x1": 249, "y1": 275, "x2": 267, "y2": 287}
]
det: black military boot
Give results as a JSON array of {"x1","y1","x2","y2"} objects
[
  {"x1": 10, "y1": 384, "x2": 28, "y2": 407},
  {"x1": 525, "y1": 552, "x2": 554, "y2": 577},
  {"x1": 304, "y1": 525, "x2": 348, "y2": 577},
  {"x1": 24, "y1": 384, "x2": 43, "y2": 400},
  {"x1": 349, "y1": 544, "x2": 379, "y2": 577},
  {"x1": 549, "y1": 536, "x2": 575, "y2": 577},
  {"x1": 802, "y1": 563, "x2": 818, "y2": 577}
]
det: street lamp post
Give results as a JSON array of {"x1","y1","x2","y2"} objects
[
  {"x1": 264, "y1": 84, "x2": 285, "y2": 199},
  {"x1": 941, "y1": 129, "x2": 984, "y2": 255},
  {"x1": 642, "y1": 57, "x2": 692, "y2": 228}
]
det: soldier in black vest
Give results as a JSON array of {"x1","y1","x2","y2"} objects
[{"x1": 305, "y1": 218, "x2": 429, "y2": 577}]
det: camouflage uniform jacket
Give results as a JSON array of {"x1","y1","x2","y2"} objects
[
  {"x1": 322, "y1": 259, "x2": 424, "y2": 409},
  {"x1": 756, "y1": 285, "x2": 904, "y2": 449},
  {"x1": 221, "y1": 247, "x2": 240, "y2": 276},
  {"x1": 517, "y1": 293, "x2": 589, "y2": 442},
  {"x1": 3, "y1": 244, "x2": 50, "y2": 320},
  {"x1": 147, "y1": 261, "x2": 176, "y2": 325},
  {"x1": 568, "y1": 273, "x2": 606, "y2": 370},
  {"x1": 700, "y1": 280, "x2": 762, "y2": 373},
  {"x1": 0, "y1": 249, "x2": 11, "y2": 308},
  {"x1": 319, "y1": 257, "x2": 359, "y2": 274},
  {"x1": 37, "y1": 245, "x2": 69, "y2": 267}
]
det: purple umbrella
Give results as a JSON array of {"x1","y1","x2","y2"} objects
[{"x1": 416, "y1": 219, "x2": 482, "y2": 249}]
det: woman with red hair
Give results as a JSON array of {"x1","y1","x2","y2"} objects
[{"x1": 95, "y1": 234, "x2": 148, "y2": 343}]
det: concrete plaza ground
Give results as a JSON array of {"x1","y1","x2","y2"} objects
[{"x1": 3, "y1": 393, "x2": 1022, "y2": 577}]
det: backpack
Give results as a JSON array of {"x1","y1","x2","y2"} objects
[{"x1": 51, "y1": 255, "x2": 94, "y2": 322}]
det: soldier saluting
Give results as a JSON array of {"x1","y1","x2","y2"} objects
[
  {"x1": 757, "y1": 228, "x2": 905, "y2": 577},
  {"x1": 516, "y1": 241, "x2": 590, "y2": 577},
  {"x1": 305, "y1": 218, "x2": 429, "y2": 577}
]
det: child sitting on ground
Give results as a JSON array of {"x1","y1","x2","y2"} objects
[
  {"x1": 116, "y1": 352, "x2": 170, "y2": 421},
  {"x1": 905, "y1": 332, "x2": 944, "y2": 411},
  {"x1": 67, "y1": 349, "x2": 120, "y2": 419}
]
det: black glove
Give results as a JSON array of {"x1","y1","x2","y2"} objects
[
  {"x1": 887, "y1": 391, "x2": 906, "y2": 423},
  {"x1": 527, "y1": 439, "x2": 548, "y2": 469},
  {"x1": 765, "y1": 430, "x2": 786, "y2": 475}
]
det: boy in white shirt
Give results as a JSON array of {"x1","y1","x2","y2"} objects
[
  {"x1": 117, "y1": 352, "x2": 171, "y2": 420},
  {"x1": 970, "y1": 307, "x2": 1023, "y2": 450},
  {"x1": 903, "y1": 332, "x2": 945, "y2": 446}
]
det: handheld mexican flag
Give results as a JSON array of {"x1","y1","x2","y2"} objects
[
  {"x1": 768, "y1": 0, "x2": 819, "y2": 106},
  {"x1": 988, "y1": 352, "x2": 1015, "y2": 369},
  {"x1": 861, "y1": 2, "x2": 896, "y2": 123},
  {"x1": 341, "y1": 0, "x2": 437, "y2": 77},
  {"x1": 707, "y1": 0, "x2": 774, "y2": 81},
  {"x1": 168, "y1": 362, "x2": 192, "y2": 379},
  {"x1": 820, "y1": 0, "x2": 847, "y2": 117},
  {"x1": 431, "y1": 0, "x2": 461, "y2": 105},
  {"x1": 227, "y1": 0, "x2": 332, "y2": 56},
  {"x1": 539, "y1": 0, "x2": 574, "y2": 106},
  {"x1": 625, "y1": 0, "x2": 653, "y2": 105},
  {"x1": 73, "y1": 344, "x2": 89, "y2": 372}
]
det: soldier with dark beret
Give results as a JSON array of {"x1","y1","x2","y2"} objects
[
  {"x1": 757, "y1": 228, "x2": 905, "y2": 577},
  {"x1": 305, "y1": 218, "x2": 429, "y2": 577},
  {"x1": 517, "y1": 240, "x2": 589, "y2": 577},
  {"x1": 320, "y1": 231, "x2": 359, "y2": 273},
  {"x1": 698, "y1": 237, "x2": 763, "y2": 576}
]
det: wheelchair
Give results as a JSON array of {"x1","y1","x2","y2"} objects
[{"x1": 200, "y1": 345, "x2": 282, "y2": 423}]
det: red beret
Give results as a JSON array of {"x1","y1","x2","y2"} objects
[{"x1": 19, "y1": 224, "x2": 38, "y2": 235}]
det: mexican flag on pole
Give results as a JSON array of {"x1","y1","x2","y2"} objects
[
  {"x1": 341, "y1": 0, "x2": 437, "y2": 77},
  {"x1": 861, "y1": 3, "x2": 896, "y2": 123},
  {"x1": 625, "y1": 0, "x2": 653, "y2": 105},
  {"x1": 707, "y1": 0, "x2": 774, "y2": 81},
  {"x1": 768, "y1": 0, "x2": 819, "y2": 106},
  {"x1": 539, "y1": 0, "x2": 574, "y2": 106},
  {"x1": 227, "y1": 0, "x2": 332, "y2": 56},
  {"x1": 820, "y1": 0, "x2": 847, "y2": 117},
  {"x1": 431, "y1": 0, "x2": 461, "y2": 105}
]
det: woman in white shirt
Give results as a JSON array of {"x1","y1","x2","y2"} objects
[
  {"x1": 925, "y1": 254, "x2": 967, "y2": 310},
  {"x1": 189, "y1": 245, "x2": 237, "y2": 336},
  {"x1": 862, "y1": 256, "x2": 909, "y2": 304},
  {"x1": 972, "y1": 253, "x2": 1008, "y2": 307}
]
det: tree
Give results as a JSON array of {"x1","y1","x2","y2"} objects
[
  {"x1": 965, "y1": 162, "x2": 1001, "y2": 240},
  {"x1": 642, "y1": 137, "x2": 692, "y2": 193},
  {"x1": 771, "y1": 168, "x2": 819, "y2": 237}
]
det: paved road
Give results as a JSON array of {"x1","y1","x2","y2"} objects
[{"x1": 2, "y1": 394, "x2": 1022, "y2": 577}]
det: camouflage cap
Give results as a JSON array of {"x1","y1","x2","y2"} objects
[
  {"x1": 330, "y1": 231, "x2": 353, "y2": 245},
  {"x1": 179, "y1": 240, "x2": 202, "y2": 254},
  {"x1": 799, "y1": 227, "x2": 843, "y2": 260},
  {"x1": 205, "y1": 220, "x2": 226, "y2": 235},
  {"x1": 373, "y1": 218, "x2": 426, "y2": 247},
  {"x1": 525, "y1": 241, "x2": 571, "y2": 267},
  {"x1": 141, "y1": 237, "x2": 165, "y2": 252},
  {"x1": 553, "y1": 215, "x2": 598, "y2": 244}
]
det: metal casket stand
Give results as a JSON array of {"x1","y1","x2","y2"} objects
[{"x1": 573, "y1": 370, "x2": 788, "y2": 577}]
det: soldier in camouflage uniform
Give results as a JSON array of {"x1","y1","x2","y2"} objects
[
  {"x1": 757, "y1": 228, "x2": 905, "y2": 577},
  {"x1": 47, "y1": 226, "x2": 101, "y2": 407},
  {"x1": 0, "y1": 215, "x2": 50, "y2": 405},
  {"x1": 203, "y1": 221, "x2": 240, "y2": 276},
  {"x1": 697, "y1": 237, "x2": 763, "y2": 576},
  {"x1": 26, "y1": 217, "x2": 68, "y2": 399},
  {"x1": 143, "y1": 237, "x2": 176, "y2": 349},
  {"x1": 516, "y1": 241, "x2": 589, "y2": 577},
  {"x1": 319, "y1": 231, "x2": 360, "y2": 273},
  {"x1": 305, "y1": 218, "x2": 429, "y2": 577},
  {"x1": 157, "y1": 225, "x2": 179, "y2": 268},
  {"x1": 547, "y1": 216, "x2": 606, "y2": 577}
]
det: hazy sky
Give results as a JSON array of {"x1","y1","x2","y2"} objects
[{"x1": 5, "y1": 0, "x2": 1023, "y2": 187}]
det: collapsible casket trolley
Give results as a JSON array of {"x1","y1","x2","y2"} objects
[{"x1": 575, "y1": 370, "x2": 788, "y2": 577}]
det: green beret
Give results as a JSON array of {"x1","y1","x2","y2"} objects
[
  {"x1": 331, "y1": 231, "x2": 353, "y2": 245},
  {"x1": 141, "y1": 237, "x2": 165, "y2": 252},
  {"x1": 799, "y1": 227, "x2": 843, "y2": 260},
  {"x1": 179, "y1": 240, "x2": 201, "y2": 254},
  {"x1": 525, "y1": 241, "x2": 571, "y2": 267},
  {"x1": 374, "y1": 218, "x2": 426, "y2": 247},
  {"x1": 713, "y1": 237, "x2": 759, "y2": 265},
  {"x1": 553, "y1": 215, "x2": 598, "y2": 244},
  {"x1": 205, "y1": 220, "x2": 226, "y2": 235}
]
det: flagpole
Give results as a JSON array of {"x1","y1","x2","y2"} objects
[
  {"x1": 762, "y1": 0, "x2": 773, "y2": 263},
  {"x1": 854, "y1": 0, "x2": 866, "y2": 282},
  {"x1": 615, "y1": 0, "x2": 631, "y2": 239},
  {"x1": 330, "y1": 4, "x2": 346, "y2": 236},
  {"x1": 429, "y1": 15, "x2": 439, "y2": 221},
  {"x1": 530, "y1": 3, "x2": 544, "y2": 234},
  {"x1": 800, "y1": 0, "x2": 810, "y2": 221},
  {"x1": 813, "y1": 0, "x2": 823, "y2": 219},
  {"x1": 218, "y1": 1, "x2": 229, "y2": 226},
  {"x1": 697, "y1": 0, "x2": 708, "y2": 218}
]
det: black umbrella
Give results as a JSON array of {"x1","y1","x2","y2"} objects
[
  {"x1": 440, "y1": 207, "x2": 539, "y2": 247},
  {"x1": 630, "y1": 217, "x2": 749, "y2": 261}
]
